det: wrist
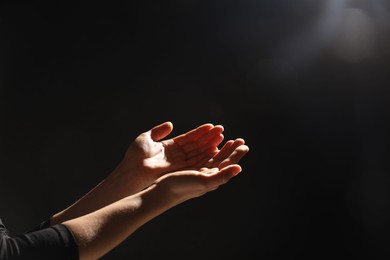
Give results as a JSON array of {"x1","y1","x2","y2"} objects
[
  {"x1": 135, "y1": 182, "x2": 180, "y2": 214},
  {"x1": 109, "y1": 161, "x2": 144, "y2": 195}
]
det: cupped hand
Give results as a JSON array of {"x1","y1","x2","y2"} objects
[
  {"x1": 153, "y1": 164, "x2": 243, "y2": 204},
  {"x1": 200, "y1": 138, "x2": 249, "y2": 169},
  {"x1": 118, "y1": 121, "x2": 225, "y2": 189}
]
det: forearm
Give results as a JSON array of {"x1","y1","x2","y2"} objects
[
  {"x1": 62, "y1": 183, "x2": 176, "y2": 260},
  {"x1": 51, "y1": 164, "x2": 143, "y2": 225},
  {"x1": 60, "y1": 165, "x2": 243, "y2": 259}
]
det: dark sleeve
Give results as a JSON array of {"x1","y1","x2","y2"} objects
[
  {"x1": 25, "y1": 219, "x2": 52, "y2": 233},
  {"x1": 1, "y1": 220, "x2": 79, "y2": 260}
]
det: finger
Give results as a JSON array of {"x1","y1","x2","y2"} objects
[
  {"x1": 185, "y1": 132, "x2": 224, "y2": 159},
  {"x1": 186, "y1": 146, "x2": 219, "y2": 167},
  {"x1": 218, "y1": 144, "x2": 249, "y2": 169},
  {"x1": 196, "y1": 125, "x2": 224, "y2": 146},
  {"x1": 212, "y1": 139, "x2": 245, "y2": 166},
  {"x1": 219, "y1": 164, "x2": 242, "y2": 178},
  {"x1": 199, "y1": 167, "x2": 218, "y2": 174},
  {"x1": 202, "y1": 164, "x2": 242, "y2": 189},
  {"x1": 173, "y1": 123, "x2": 214, "y2": 147},
  {"x1": 188, "y1": 137, "x2": 246, "y2": 168},
  {"x1": 150, "y1": 121, "x2": 174, "y2": 141},
  {"x1": 209, "y1": 140, "x2": 235, "y2": 165},
  {"x1": 180, "y1": 126, "x2": 224, "y2": 154}
]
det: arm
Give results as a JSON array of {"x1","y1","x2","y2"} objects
[
  {"x1": 51, "y1": 122, "x2": 248, "y2": 225},
  {"x1": 0, "y1": 220, "x2": 78, "y2": 260},
  {"x1": 62, "y1": 165, "x2": 244, "y2": 260}
]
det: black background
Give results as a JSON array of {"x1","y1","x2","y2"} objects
[{"x1": 1, "y1": 1, "x2": 390, "y2": 259}]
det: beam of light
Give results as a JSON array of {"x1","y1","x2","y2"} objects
[
  {"x1": 332, "y1": 7, "x2": 375, "y2": 63},
  {"x1": 274, "y1": 0, "x2": 390, "y2": 73},
  {"x1": 372, "y1": 0, "x2": 390, "y2": 28},
  {"x1": 272, "y1": 0, "x2": 348, "y2": 76},
  {"x1": 331, "y1": 0, "x2": 390, "y2": 62},
  {"x1": 332, "y1": 0, "x2": 390, "y2": 62}
]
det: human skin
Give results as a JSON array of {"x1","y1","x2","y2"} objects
[
  {"x1": 51, "y1": 122, "x2": 249, "y2": 225},
  {"x1": 63, "y1": 164, "x2": 244, "y2": 260}
]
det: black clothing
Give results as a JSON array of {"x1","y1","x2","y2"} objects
[{"x1": 0, "y1": 218, "x2": 78, "y2": 260}]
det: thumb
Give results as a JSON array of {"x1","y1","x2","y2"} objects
[
  {"x1": 207, "y1": 164, "x2": 242, "y2": 188},
  {"x1": 150, "y1": 121, "x2": 174, "y2": 141}
]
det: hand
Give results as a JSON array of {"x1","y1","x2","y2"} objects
[
  {"x1": 202, "y1": 138, "x2": 249, "y2": 169},
  {"x1": 51, "y1": 122, "x2": 248, "y2": 226},
  {"x1": 153, "y1": 164, "x2": 243, "y2": 204},
  {"x1": 63, "y1": 164, "x2": 245, "y2": 260},
  {"x1": 116, "y1": 121, "x2": 225, "y2": 190}
]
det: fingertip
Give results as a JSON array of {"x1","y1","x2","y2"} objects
[
  {"x1": 156, "y1": 121, "x2": 172, "y2": 129},
  {"x1": 226, "y1": 140, "x2": 235, "y2": 145},
  {"x1": 230, "y1": 164, "x2": 242, "y2": 177},
  {"x1": 240, "y1": 145, "x2": 250, "y2": 153},
  {"x1": 197, "y1": 123, "x2": 214, "y2": 132},
  {"x1": 234, "y1": 138, "x2": 245, "y2": 145},
  {"x1": 222, "y1": 164, "x2": 242, "y2": 175},
  {"x1": 151, "y1": 121, "x2": 174, "y2": 140},
  {"x1": 203, "y1": 123, "x2": 214, "y2": 128},
  {"x1": 214, "y1": 124, "x2": 224, "y2": 132},
  {"x1": 166, "y1": 121, "x2": 173, "y2": 129}
]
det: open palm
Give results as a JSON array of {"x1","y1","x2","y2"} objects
[{"x1": 121, "y1": 121, "x2": 248, "y2": 189}]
